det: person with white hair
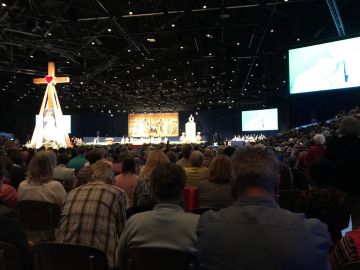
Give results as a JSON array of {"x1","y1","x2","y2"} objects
[{"x1": 306, "y1": 134, "x2": 326, "y2": 170}]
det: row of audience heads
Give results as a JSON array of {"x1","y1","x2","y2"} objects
[{"x1": 0, "y1": 146, "x2": 288, "y2": 201}]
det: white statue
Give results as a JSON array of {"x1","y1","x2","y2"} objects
[{"x1": 185, "y1": 114, "x2": 196, "y2": 143}]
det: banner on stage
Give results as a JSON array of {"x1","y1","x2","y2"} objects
[{"x1": 128, "y1": 113, "x2": 179, "y2": 137}]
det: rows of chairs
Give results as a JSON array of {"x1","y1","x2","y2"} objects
[
  {"x1": 2, "y1": 198, "x2": 360, "y2": 270},
  {"x1": 0, "y1": 242, "x2": 199, "y2": 270},
  {"x1": 1, "y1": 241, "x2": 359, "y2": 270}
]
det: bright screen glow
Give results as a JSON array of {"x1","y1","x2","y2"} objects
[
  {"x1": 289, "y1": 36, "x2": 360, "y2": 94},
  {"x1": 128, "y1": 112, "x2": 179, "y2": 137},
  {"x1": 36, "y1": 115, "x2": 71, "y2": 134},
  {"x1": 242, "y1": 108, "x2": 278, "y2": 131}
]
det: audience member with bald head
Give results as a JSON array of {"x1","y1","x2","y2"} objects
[{"x1": 184, "y1": 150, "x2": 209, "y2": 187}]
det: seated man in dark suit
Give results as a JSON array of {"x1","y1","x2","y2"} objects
[
  {"x1": 197, "y1": 147, "x2": 332, "y2": 270},
  {"x1": 0, "y1": 157, "x2": 31, "y2": 270}
]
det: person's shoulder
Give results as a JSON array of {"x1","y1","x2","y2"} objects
[
  {"x1": 199, "y1": 167, "x2": 209, "y2": 172},
  {"x1": 198, "y1": 206, "x2": 230, "y2": 224},
  {"x1": 46, "y1": 180, "x2": 64, "y2": 187},
  {"x1": 18, "y1": 179, "x2": 29, "y2": 188},
  {"x1": 276, "y1": 207, "x2": 330, "y2": 236},
  {"x1": 180, "y1": 211, "x2": 200, "y2": 223},
  {"x1": 198, "y1": 180, "x2": 209, "y2": 187}
]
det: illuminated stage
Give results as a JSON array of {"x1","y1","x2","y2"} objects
[
  {"x1": 82, "y1": 136, "x2": 206, "y2": 146},
  {"x1": 82, "y1": 112, "x2": 204, "y2": 146}
]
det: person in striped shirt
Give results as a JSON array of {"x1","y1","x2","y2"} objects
[{"x1": 330, "y1": 228, "x2": 360, "y2": 269}]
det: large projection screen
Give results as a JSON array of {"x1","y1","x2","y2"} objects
[
  {"x1": 242, "y1": 108, "x2": 278, "y2": 131},
  {"x1": 289, "y1": 36, "x2": 360, "y2": 94},
  {"x1": 128, "y1": 112, "x2": 179, "y2": 137}
]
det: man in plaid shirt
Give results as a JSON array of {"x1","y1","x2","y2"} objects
[{"x1": 56, "y1": 160, "x2": 127, "y2": 269}]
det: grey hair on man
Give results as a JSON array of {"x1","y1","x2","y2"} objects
[
  {"x1": 189, "y1": 150, "x2": 204, "y2": 167},
  {"x1": 231, "y1": 147, "x2": 279, "y2": 195}
]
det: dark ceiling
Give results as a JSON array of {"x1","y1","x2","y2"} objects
[{"x1": 0, "y1": 0, "x2": 359, "y2": 114}]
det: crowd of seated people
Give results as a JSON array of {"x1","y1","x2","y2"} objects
[{"x1": 0, "y1": 106, "x2": 359, "y2": 269}]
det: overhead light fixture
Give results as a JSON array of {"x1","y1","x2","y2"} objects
[
  {"x1": 171, "y1": 24, "x2": 175, "y2": 28},
  {"x1": 107, "y1": 28, "x2": 112, "y2": 32},
  {"x1": 1, "y1": 3, "x2": 6, "y2": 6},
  {"x1": 30, "y1": 55, "x2": 34, "y2": 58},
  {"x1": 147, "y1": 38, "x2": 156, "y2": 42},
  {"x1": 47, "y1": 32, "x2": 52, "y2": 36},
  {"x1": 127, "y1": 49, "x2": 131, "y2": 52},
  {"x1": 180, "y1": 46, "x2": 184, "y2": 49},
  {"x1": 270, "y1": 29, "x2": 274, "y2": 33},
  {"x1": 297, "y1": 38, "x2": 300, "y2": 41},
  {"x1": 236, "y1": 42, "x2": 240, "y2": 46},
  {"x1": 91, "y1": 41, "x2": 95, "y2": 45}
]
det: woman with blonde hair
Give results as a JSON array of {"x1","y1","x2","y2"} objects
[
  {"x1": 198, "y1": 154, "x2": 235, "y2": 209},
  {"x1": 17, "y1": 150, "x2": 67, "y2": 207},
  {"x1": 132, "y1": 149, "x2": 169, "y2": 207}
]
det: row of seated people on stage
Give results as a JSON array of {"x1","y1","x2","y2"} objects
[
  {"x1": 0, "y1": 112, "x2": 360, "y2": 269},
  {"x1": 231, "y1": 133, "x2": 267, "y2": 143}
]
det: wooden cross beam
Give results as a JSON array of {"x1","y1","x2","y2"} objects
[
  {"x1": 33, "y1": 62, "x2": 70, "y2": 109},
  {"x1": 33, "y1": 62, "x2": 70, "y2": 85}
]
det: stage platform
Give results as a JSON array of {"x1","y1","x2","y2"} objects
[{"x1": 82, "y1": 136, "x2": 206, "y2": 146}]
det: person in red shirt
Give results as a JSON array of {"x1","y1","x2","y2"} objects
[
  {"x1": 330, "y1": 227, "x2": 360, "y2": 269},
  {"x1": 306, "y1": 134, "x2": 326, "y2": 171}
]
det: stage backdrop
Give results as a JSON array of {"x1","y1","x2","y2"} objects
[{"x1": 128, "y1": 112, "x2": 179, "y2": 137}]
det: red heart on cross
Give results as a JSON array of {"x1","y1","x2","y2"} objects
[{"x1": 45, "y1": 75, "x2": 53, "y2": 84}]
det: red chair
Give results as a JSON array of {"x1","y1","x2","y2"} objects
[{"x1": 183, "y1": 187, "x2": 199, "y2": 212}]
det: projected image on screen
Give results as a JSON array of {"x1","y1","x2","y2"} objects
[
  {"x1": 128, "y1": 113, "x2": 179, "y2": 137},
  {"x1": 242, "y1": 108, "x2": 278, "y2": 131},
  {"x1": 289, "y1": 37, "x2": 360, "y2": 94}
]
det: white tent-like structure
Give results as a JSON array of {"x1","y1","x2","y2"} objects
[{"x1": 30, "y1": 62, "x2": 72, "y2": 149}]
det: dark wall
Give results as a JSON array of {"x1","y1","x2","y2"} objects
[
  {"x1": 0, "y1": 107, "x2": 35, "y2": 142},
  {"x1": 71, "y1": 113, "x2": 128, "y2": 138},
  {"x1": 290, "y1": 87, "x2": 360, "y2": 127}
]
